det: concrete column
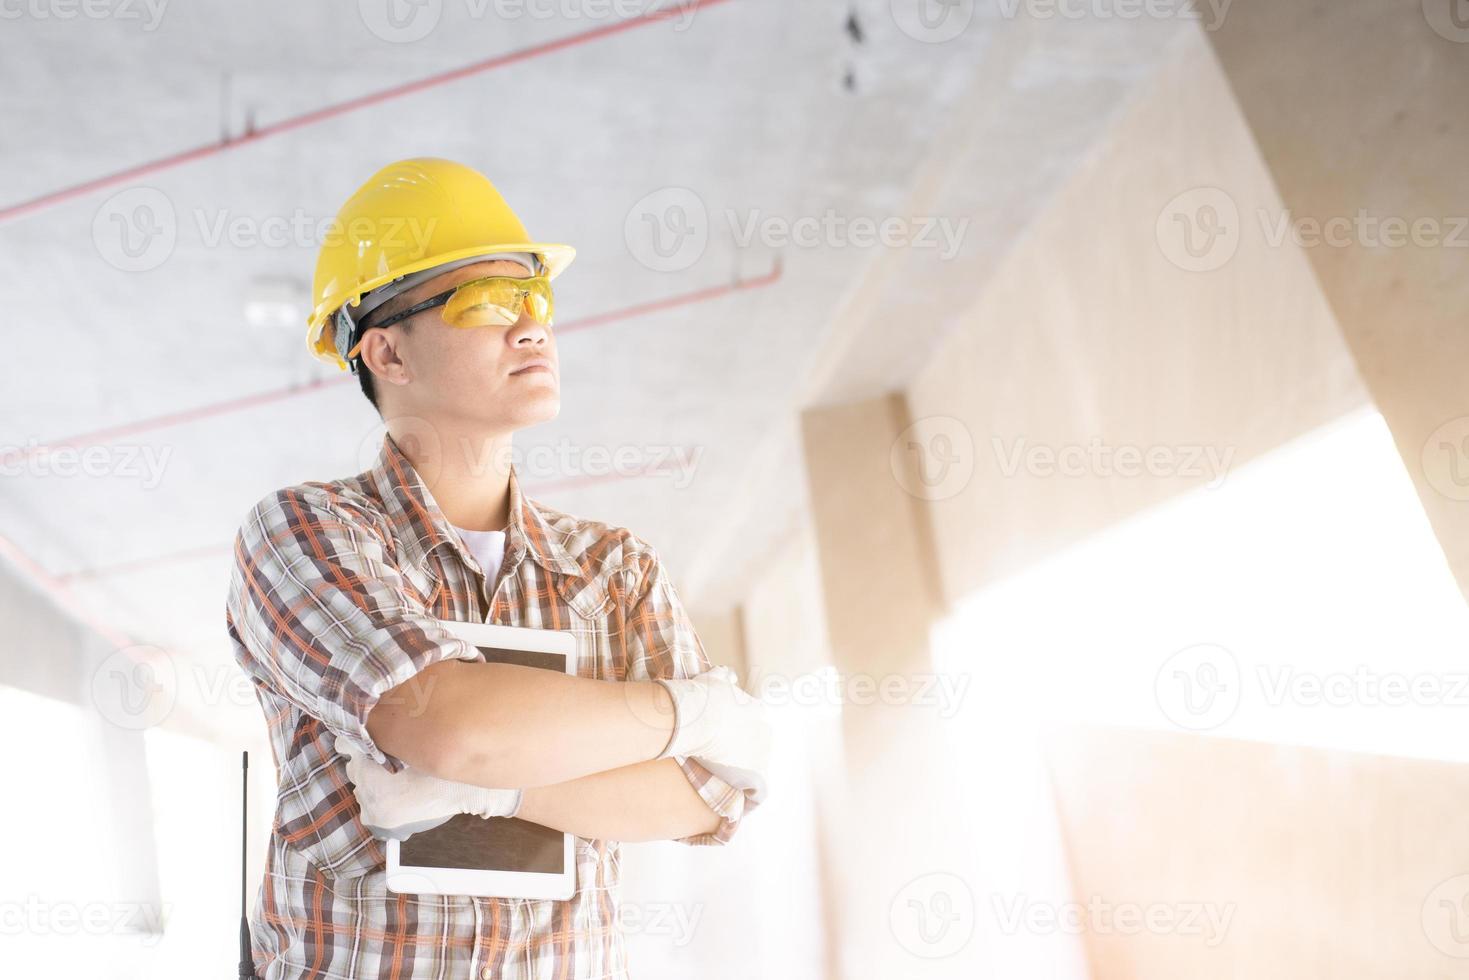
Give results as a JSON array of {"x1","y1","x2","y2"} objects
[
  {"x1": 689, "y1": 606, "x2": 748, "y2": 682},
  {"x1": 739, "y1": 523, "x2": 843, "y2": 980},
  {"x1": 801, "y1": 393, "x2": 944, "y2": 679},
  {"x1": 799, "y1": 392, "x2": 973, "y2": 978}
]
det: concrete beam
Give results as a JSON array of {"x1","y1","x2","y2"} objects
[{"x1": 1206, "y1": 0, "x2": 1469, "y2": 596}]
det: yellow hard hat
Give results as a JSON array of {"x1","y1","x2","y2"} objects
[{"x1": 306, "y1": 157, "x2": 575, "y2": 369}]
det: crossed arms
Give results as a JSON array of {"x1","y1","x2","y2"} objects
[{"x1": 368, "y1": 659, "x2": 724, "y2": 841}]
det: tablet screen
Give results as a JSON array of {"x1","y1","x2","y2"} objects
[
  {"x1": 398, "y1": 813, "x2": 564, "y2": 873},
  {"x1": 398, "y1": 644, "x2": 567, "y2": 874}
]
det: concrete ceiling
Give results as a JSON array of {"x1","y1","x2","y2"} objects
[{"x1": 1, "y1": 0, "x2": 1192, "y2": 741}]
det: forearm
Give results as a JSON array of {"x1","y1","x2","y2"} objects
[
  {"x1": 516, "y1": 758, "x2": 723, "y2": 842},
  {"x1": 369, "y1": 660, "x2": 674, "y2": 787}
]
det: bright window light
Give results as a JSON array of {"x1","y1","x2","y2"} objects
[{"x1": 933, "y1": 407, "x2": 1469, "y2": 762}]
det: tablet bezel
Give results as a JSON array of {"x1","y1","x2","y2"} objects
[{"x1": 385, "y1": 619, "x2": 577, "y2": 901}]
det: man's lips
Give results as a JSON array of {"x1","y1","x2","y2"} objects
[{"x1": 510, "y1": 358, "x2": 554, "y2": 376}]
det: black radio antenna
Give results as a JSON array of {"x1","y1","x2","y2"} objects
[{"x1": 238, "y1": 751, "x2": 262, "y2": 980}]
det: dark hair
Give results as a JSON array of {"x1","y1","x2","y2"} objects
[
  {"x1": 356, "y1": 354, "x2": 378, "y2": 409},
  {"x1": 352, "y1": 316, "x2": 413, "y2": 412}
]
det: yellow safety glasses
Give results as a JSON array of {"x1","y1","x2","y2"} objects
[{"x1": 346, "y1": 275, "x2": 555, "y2": 360}]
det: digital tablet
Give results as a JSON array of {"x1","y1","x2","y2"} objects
[{"x1": 385, "y1": 620, "x2": 577, "y2": 901}]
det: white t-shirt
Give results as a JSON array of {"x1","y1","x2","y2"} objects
[{"x1": 451, "y1": 525, "x2": 508, "y2": 591}]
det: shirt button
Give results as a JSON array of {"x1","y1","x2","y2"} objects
[{"x1": 480, "y1": 968, "x2": 492, "y2": 980}]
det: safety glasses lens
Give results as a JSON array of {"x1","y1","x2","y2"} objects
[{"x1": 442, "y1": 277, "x2": 554, "y2": 328}]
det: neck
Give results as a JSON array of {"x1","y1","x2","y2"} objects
[{"x1": 386, "y1": 416, "x2": 515, "y2": 532}]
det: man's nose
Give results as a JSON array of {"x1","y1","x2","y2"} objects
[{"x1": 508, "y1": 313, "x2": 549, "y2": 346}]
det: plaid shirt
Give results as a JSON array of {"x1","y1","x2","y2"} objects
[{"x1": 226, "y1": 434, "x2": 755, "y2": 980}]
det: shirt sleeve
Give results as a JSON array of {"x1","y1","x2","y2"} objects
[
  {"x1": 227, "y1": 485, "x2": 481, "y2": 772},
  {"x1": 620, "y1": 542, "x2": 763, "y2": 846}
]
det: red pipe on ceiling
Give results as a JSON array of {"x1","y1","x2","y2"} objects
[{"x1": 0, "y1": 0, "x2": 734, "y2": 223}]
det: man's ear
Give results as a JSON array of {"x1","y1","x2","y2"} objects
[{"x1": 359, "y1": 327, "x2": 411, "y2": 387}]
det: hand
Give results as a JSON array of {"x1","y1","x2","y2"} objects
[
  {"x1": 655, "y1": 666, "x2": 773, "y2": 804},
  {"x1": 334, "y1": 735, "x2": 523, "y2": 841}
]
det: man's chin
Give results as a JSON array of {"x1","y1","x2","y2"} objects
[{"x1": 500, "y1": 395, "x2": 561, "y2": 429}]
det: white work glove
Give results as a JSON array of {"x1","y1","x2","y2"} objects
[
  {"x1": 655, "y1": 666, "x2": 773, "y2": 805},
  {"x1": 334, "y1": 736, "x2": 523, "y2": 841}
]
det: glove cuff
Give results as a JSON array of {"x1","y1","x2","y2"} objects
[
  {"x1": 444, "y1": 780, "x2": 523, "y2": 820},
  {"x1": 654, "y1": 678, "x2": 683, "y2": 760}
]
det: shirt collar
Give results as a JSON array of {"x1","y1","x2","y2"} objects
[{"x1": 368, "y1": 433, "x2": 582, "y2": 578}]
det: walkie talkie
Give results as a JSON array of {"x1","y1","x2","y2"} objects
[{"x1": 238, "y1": 752, "x2": 262, "y2": 980}]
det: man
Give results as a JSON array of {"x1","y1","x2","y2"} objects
[{"x1": 227, "y1": 158, "x2": 771, "y2": 979}]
